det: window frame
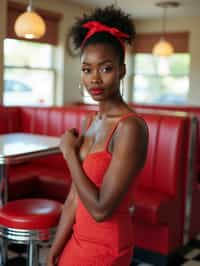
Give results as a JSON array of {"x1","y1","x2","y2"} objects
[
  {"x1": 132, "y1": 53, "x2": 190, "y2": 105},
  {"x1": 3, "y1": 38, "x2": 57, "y2": 106}
]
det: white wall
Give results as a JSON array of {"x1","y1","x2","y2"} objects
[
  {"x1": 134, "y1": 16, "x2": 200, "y2": 106},
  {"x1": 0, "y1": 0, "x2": 7, "y2": 105}
]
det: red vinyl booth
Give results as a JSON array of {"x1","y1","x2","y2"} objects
[
  {"x1": 130, "y1": 103, "x2": 200, "y2": 242},
  {"x1": 0, "y1": 105, "x2": 197, "y2": 266},
  {"x1": 132, "y1": 112, "x2": 197, "y2": 265}
]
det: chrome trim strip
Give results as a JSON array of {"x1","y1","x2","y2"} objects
[
  {"x1": 0, "y1": 226, "x2": 56, "y2": 243},
  {"x1": 184, "y1": 116, "x2": 197, "y2": 244},
  {"x1": 0, "y1": 164, "x2": 8, "y2": 207}
]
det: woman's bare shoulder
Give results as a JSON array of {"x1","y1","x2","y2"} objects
[{"x1": 117, "y1": 112, "x2": 148, "y2": 138}]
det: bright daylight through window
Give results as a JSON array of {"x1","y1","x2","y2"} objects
[
  {"x1": 4, "y1": 39, "x2": 56, "y2": 106},
  {"x1": 133, "y1": 53, "x2": 190, "y2": 105}
]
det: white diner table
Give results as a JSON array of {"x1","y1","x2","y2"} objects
[{"x1": 0, "y1": 133, "x2": 61, "y2": 206}]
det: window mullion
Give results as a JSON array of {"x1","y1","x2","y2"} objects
[{"x1": 5, "y1": 66, "x2": 55, "y2": 72}]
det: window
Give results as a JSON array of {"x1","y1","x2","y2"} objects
[
  {"x1": 133, "y1": 53, "x2": 190, "y2": 105},
  {"x1": 3, "y1": 39, "x2": 56, "y2": 106}
]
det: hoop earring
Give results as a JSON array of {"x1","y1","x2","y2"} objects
[
  {"x1": 120, "y1": 79, "x2": 125, "y2": 98},
  {"x1": 79, "y1": 83, "x2": 84, "y2": 97},
  {"x1": 79, "y1": 83, "x2": 91, "y2": 98}
]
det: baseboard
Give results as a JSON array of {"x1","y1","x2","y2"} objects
[{"x1": 132, "y1": 246, "x2": 180, "y2": 266}]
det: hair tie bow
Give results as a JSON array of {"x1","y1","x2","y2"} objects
[{"x1": 82, "y1": 21, "x2": 129, "y2": 51}]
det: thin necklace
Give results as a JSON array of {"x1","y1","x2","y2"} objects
[{"x1": 87, "y1": 113, "x2": 106, "y2": 136}]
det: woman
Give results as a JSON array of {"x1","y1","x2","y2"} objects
[{"x1": 47, "y1": 5, "x2": 148, "y2": 266}]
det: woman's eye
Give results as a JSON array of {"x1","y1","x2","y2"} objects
[
  {"x1": 101, "y1": 66, "x2": 112, "y2": 73},
  {"x1": 82, "y1": 68, "x2": 91, "y2": 74}
]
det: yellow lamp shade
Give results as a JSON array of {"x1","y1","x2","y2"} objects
[
  {"x1": 152, "y1": 38, "x2": 174, "y2": 56},
  {"x1": 14, "y1": 10, "x2": 46, "y2": 39}
]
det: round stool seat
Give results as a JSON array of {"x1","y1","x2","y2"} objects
[{"x1": 0, "y1": 198, "x2": 62, "y2": 230}]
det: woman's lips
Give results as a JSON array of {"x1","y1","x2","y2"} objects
[{"x1": 90, "y1": 88, "x2": 104, "y2": 96}]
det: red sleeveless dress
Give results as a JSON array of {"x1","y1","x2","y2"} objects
[{"x1": 58, "y1": 113, "x2": 135, "y2": 266}]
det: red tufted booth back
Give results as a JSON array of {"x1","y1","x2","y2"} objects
[
  {"x1": 131, "y1": 103, "x2": 200, "y2": 167},
  {"x1": 136, "y1": 113, "x2": 189, "y2": 197},
  {"x1": 0, "y1": 105, "x2": 196, "y2": 256},
  {"x1": 1, "y1": 106, "x2": 190, "y2": 199},
  {"x1": 19, "y1": 107, "x2": 95, "y2": 136},
  {"x1": 0, "y1": 106, "x2": 21, "y2": 133}
]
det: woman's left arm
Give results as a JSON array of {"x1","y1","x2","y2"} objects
[{"x1": 60, "y1": 117, "x2": 148, "y2": 222}]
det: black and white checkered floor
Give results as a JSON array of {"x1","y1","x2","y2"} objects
[
  {"x1": 132, "y1": 246, "x2": 200, "y2": 266},
  {"x1": 132, "y1": 235, "x2": 200, "y2": 266},
  {"x1": 6, "y1": 235, "x2": 200, "y2": 266}
]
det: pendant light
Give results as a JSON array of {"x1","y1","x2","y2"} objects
[
  {"x1": 153, "y1": 1, "x2": 180, "y2": 57},
  {"x1": 14, "y1": 0, "x2": 46, "y2": 39}
]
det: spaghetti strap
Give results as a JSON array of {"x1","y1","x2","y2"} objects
[{"x1": 104, "y1": 112, "x2": 135, "y2": 152}]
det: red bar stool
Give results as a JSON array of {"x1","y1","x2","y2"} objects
[{"x1": 0, "y1": 198, "x2": 62, "y2": 266}]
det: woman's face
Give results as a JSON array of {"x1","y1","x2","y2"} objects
[{"x1": 80, "y1": 43, "x2": 125, "y2": 102}]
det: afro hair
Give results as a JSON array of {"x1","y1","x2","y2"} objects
[{"x1": 69, "y1": 5, "x2": 136, "y2": 64}]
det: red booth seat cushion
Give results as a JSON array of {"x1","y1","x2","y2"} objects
[
  {"x1": 134, "y1": 188, "x2": 174, "y2": 225},
  {"x1": 8, "y1": 162, "x2": 71, "y2": 202},
  {"x1": 0, "y1": 199, "x2": 62, "y2": 229}
]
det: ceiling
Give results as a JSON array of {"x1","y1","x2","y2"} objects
[{"x1": 65, "y1": 0, "x2": 200, "y2": 19}]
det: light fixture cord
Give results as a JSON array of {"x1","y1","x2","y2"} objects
[
  {"x1": 114, "y1": 0, "x2": 118, "y2": 7},
  {"x1": 162, "y1": 5, "x2": 168, "y2": 37},
  {"x1": 27, "y1": 0, "x2": 33, "y2": 11}
]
